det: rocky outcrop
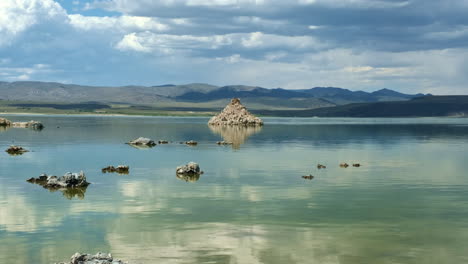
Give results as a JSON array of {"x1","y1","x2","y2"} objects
[
  {"x1": 208, "y1": 98, "x2": 263, "y2": 126},
  {"x1": 0, "y1": 117, "x2": 12, "y2": 126},
  {"x1": 126, "y1": 137, "x2": 156, "y2": 147},
  {"x1": 6, "y1": 145, "x2": 29, "y2": 155},
  {"x1": 27, "y1": 171, "x2": 90, "y2": 188},
  {"x1": 58, "y1": 252, "x2": 127, "y2": 264},
  {"x1": 12, "y1": 120, "x2": 44, "y2": 129},
  {"x1": 176, "y1": 162, "x2": 203, "y2": 176},
  {"x1": 102, "y1": 165, "x2": 129, "y2": 174}
]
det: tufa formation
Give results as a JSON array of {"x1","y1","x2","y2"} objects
[{"x1": 208, "y1": 98, "x2": 263, "y2": 126}]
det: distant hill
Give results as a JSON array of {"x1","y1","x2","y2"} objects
[
  {"x1": 175, "y1": 85, "x2": 426, "y2": 105},
  {"x1": 255, "y1": 96, "x2": 468, "y2": 117},
  {"x1": 0, "y1": 81, "x2": 428, "y2": 110}
]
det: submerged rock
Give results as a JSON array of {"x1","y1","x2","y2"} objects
[
  {"x1": 102, "y1": 165, "x2": 129, "y2": 174},
  {"x1": 6, "y1": 145, "x2": 29, "y2": 155},
  {"x1": 208, "y1": 98, "x2": 263, "y2": 126},
  {"x1": 12, "y1": 120, "x2": 44, "y2": 130},
  {"x1": 302, "y1": 175, "x2": 314, "y2": 180},
  {"x1": 58, "y1": 252, "x2": 127, "y2": 264},
  {"x1": 0, "y1": 117, "x2": 12, "y2": 126},
  {"x1": 126, "y1": 137, "x2": 156, "y2": 147},
  {"x1": 176, "y1": 162, "x2": 203, "y2": 176}
]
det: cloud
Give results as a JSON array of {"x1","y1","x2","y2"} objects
[
  {"x1": 0, "y1": 0, "x2": 67, "y2": 46},
  {"x1": 69, "y1": 14, "x2": 169, "y2": 32},
  {"x1": 0, "y1": 0, "x2": 467, "y2": 94}
]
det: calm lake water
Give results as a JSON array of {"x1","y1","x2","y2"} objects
[{"x1": 1, "y1": 115, "x2": 468, "y2": 264}]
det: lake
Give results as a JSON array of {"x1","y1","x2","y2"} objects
[{"x1": 1, "y1": 115, "x2": 468, "y2": 264}]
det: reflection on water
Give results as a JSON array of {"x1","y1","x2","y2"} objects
[
  {"x1": 209, "y1": 125, "x2": 262, "y2": 149},
  {"x1": 0, "y1": 126, "x2": 9, "y2": 132},
  {"x1": 54, "y1": 186, "x2": 88, "y2": 200},
  {"x1": 1, "y1": 115, "x2": 468, "y2": 263},
  {"x1": 176, "y1": 173, "x2": 201, "y2": 182}
]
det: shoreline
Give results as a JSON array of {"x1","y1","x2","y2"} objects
[{"x1": 1, "y1": 111, "x2": 467, "y2": 120}]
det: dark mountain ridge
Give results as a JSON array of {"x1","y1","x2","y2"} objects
[{"x1": 0, "y1": 81, "x2": 428, "y2": 110}]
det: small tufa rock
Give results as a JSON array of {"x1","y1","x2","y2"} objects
[
  {"x1": 176, "y1": 162, "x2": 203, "y2": 175},
  {"x1": 0, "y1": 117, "x2": 12, "y2": 126},
  {"x1": 126, "y1": 137, "x2": 156, "y2": 147},
  {"x1": 317, "y1": 164, "x2": 326, "y2": 169},
  {"x1": 102, "y1": 165, "x2": 130, "y2": 174},
  {"x1": 352, "y1": 163, "x2": 361, "y2": 167},
  {"x1": 57, "y1": 252, "x2": 127, "y2": 264},
  {"x1": 12, "y1": 120, "x2": 44, "y2": 130},
  {"x1": 216, "y1": 141, "x2": 233, "y2": 145},
  {"x1": 208, "y1": 98, "x2": 263, "y2": 126},
  {"x1": 158, "y1": 140, "x2": 169, "y2": 144},
  {"x1": 185, "y1": 140, "x2": 198, "y2": 146},
  {"x1": 302, "y1": 175, "x2": 314, "y2": 180},
  {"x1": 339, "y1": 163, "x2": 349, "y2": 168},
  {"x1": 6, "y1": 145, "x2": 29, "y2": 155}
]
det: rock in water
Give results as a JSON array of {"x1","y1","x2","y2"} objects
[
  {"x1": 57, "y1": 252, "x2": 127, "y2": 264},
  {"x1": 208, "y1": 98, "x2": 263, "y2": 126},
  {"x1": 176, "y1": 162, "x2": 203, "y2": 175},
  {"x1": 126, "y1": 137, "x2": 156, "y2": 147},
  {"x1": 28, "y1": 171, "x2": 90, "y2": 188},
  {"x1": 12, "y1": 120, "x2": 44, "y2": 129},
  {"x1": 6, "y1": 145, "x2": 29, "y2": 155},
  {"x1": 102, "y1": 165, "x2": 130, "y2": 174},
  {"x1": 0, "y1": 118, "x2": 12, "y2": 126}
]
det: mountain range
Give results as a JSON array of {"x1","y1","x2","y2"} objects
[{"x1": 0, "y1": 81, "x2": 428, "y2": 110}]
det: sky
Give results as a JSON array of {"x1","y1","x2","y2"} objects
[{"x1": 0, "y1": 0, "x2": 468, "y2": 94}]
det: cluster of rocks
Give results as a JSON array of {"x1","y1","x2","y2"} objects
[
  {"x1": 5, "y1": 145, "x2": 29, "y2": 155},
  {"x1": 126, "y1": 137, "x2": 156, "y2": 147},
  {"x1": 27, "y1": 171, "x2": 90, "y2": 189},
  {"x1": 208, "y1": 98, "x2": 263, "y2": 126},
  {"x1": 57, "y1": 252, "x2": 127, "y2": 264},
  {"x1": 102, "y1": 165, "x2": 129, "y2": 174}
]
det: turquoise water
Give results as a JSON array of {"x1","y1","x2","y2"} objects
[{"x1": 1, "y1": 115, "x2": 468, "y2": 263}]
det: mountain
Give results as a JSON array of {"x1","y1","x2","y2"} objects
[
  {"x1": 255, "y1": 96, "x2": 468, "y2": 117},
  {"x1": 175, "y1": 85, "x2": 426, "y2": 105},
  {"x1": 0, "y1": 81, "x2": 427, "y2": 110}
]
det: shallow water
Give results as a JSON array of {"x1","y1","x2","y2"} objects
[{"x1": 1, "y1": 115, "x2": 468, "y2": 263}]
